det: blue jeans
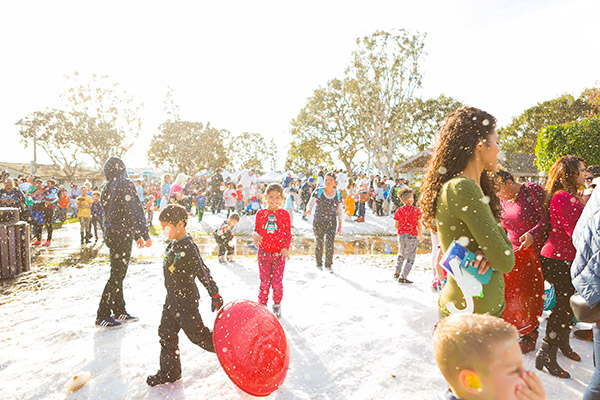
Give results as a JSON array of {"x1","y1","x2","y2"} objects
[{"x1": 584, "y1": 323, "x2": 600, "y2": 400}]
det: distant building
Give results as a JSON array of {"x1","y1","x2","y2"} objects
[
  {"x1": 394, "y1": 150, "x2": 542, "y2": 182},
  {"x1": 0, "y1": 162, "x2": 103, "y2": 188}
]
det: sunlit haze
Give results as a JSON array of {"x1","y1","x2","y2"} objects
[{"x1": 2, "y1": 0, "x2": 599, "y2": 170}]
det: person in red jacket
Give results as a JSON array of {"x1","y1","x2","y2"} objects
[{"x1": 252, "y1": 183, "x2": 292, "y2": 318}]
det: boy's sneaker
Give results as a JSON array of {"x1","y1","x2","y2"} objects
[
  {"x1": 393, "y1": 272, "x2": 400, "y2": 280},
  {"x1": 316, "y1": 264, "x2": 323, "y2": 271},
  {"x1": 273, "y1": 304, "x2": 281, "y2": 319},
  {"x1": 43, "y1": 240, "x2": 51, "y2": 247},
  {"x1": 95, "y1": 317, "x2": 122, "y2": 329},
  {"x1": 146, "y1": 370, "x2": 181, "y2": 387},
  {"x1": 32, "y1": 240, "x2": 42, "y2": 246},
  {"x1": 325, "y1": 266, "x2": 333, "y2": 273},
  {"x1": 114, "y1": 312, "x2": 139, "y2": 322},
  {"x1": 398, "y1": 277, "x2": 413, "y2": 284},
  {"x1": 227, "y1": 256, "x2": 234, "y2": 263}
]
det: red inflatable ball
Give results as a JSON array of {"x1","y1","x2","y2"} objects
[
  {"x1": 213, "y1": 300, "x2": 290, "y2": 397},
  {"x1": 502, "y1": 248, "x2": 545, "y2": 335}
]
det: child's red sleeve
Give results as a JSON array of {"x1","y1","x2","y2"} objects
[{"x1": 284, "y1": 210, "x2": 292, "y2": 250}]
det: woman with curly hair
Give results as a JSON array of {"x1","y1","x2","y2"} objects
[
  {"x1": 535, "y1": 155, "x2": 587, "y2": 379},
  {"x1": 419, "y1": 106, "x2": 514, "y2": 318}
]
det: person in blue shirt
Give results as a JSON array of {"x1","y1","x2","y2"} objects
[
  {"x1": 195, "y1": 191, "x2": 207, "y2": 222},
  {"x1": 90, "y1": 190, "x2": 104, "y2": 242}
]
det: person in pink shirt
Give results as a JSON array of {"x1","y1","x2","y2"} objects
[
  {"x1": 535, "y1": 155, "x2": 587, "y2": 379},
  {"x1": 494, "y1": 170, "x2": 550, "y2": 255},
  {"x1": 494, "y1": 170, "x2": 550, "y2": 354}
]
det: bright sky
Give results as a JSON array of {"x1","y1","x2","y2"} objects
[{"x1": 2, "y1": 0, "x2": 599, "y2": 171}]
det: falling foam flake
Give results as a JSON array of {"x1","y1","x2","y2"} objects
[{"x1": 457, "y1": 236, "x2": 470, "y2": 247}]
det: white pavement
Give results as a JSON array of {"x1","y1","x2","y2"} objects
[{"x1": 0, "y1": 211, "x2": 595, "y2": 399}]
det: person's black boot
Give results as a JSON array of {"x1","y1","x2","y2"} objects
[
  {"x1": 557, "y1": 333, "x2": 581, "y2": 361},
  {"x1": 535, "y1": 340, "x2": 570, "y2": 378},
  {"x1": 146, "y1": 370, "x2": 181, "y2": 387},
  {"x1": 574, "y1": 328, "x2": 594, "y2": 342}
]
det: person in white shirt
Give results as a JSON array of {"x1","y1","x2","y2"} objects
[
  {"x1": 336, "y1": 170, "x2": 348, "y2": 200},
  {"x1": 237, "y1": 169, "x2": 257, "y2": 207}
]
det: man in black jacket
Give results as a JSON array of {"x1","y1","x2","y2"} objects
[
  {"x1": 210, "y1": 169, "x2": 224, "y2": 214},
  {"x1": 96, "y1": 157, "x2": 152, "y2": 329}
]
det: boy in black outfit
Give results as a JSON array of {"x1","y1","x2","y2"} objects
[
  {"x1": 147, "y1": 204, "x2": 224, "y2": 386},
  {"x1": 214, "y1": 213, "x2": 239, "y2": 263}
]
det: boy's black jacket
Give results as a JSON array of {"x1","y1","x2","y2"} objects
[
  {"x1": 101, "y1": 156, "x2": 150, "y2": 243},
  {"x1": 163, "y1": 235, "x2": 219, "y2": 308},
  {"x1": 214, "y1": 221, "x2": 233, "y2": 244}
]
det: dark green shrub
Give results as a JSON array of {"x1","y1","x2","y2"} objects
[{"x1": 535, "y1": 116, "x2": 600, "y2": 172}]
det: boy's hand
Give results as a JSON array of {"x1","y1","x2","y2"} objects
[
  {"x1": 252, "y1": 232, "x2": 262, "y2": 246},
  {"x1": 279, "y1": 248, "x2": 289, "y2": 260},
  {"x1": 418, "y1": 235, "x2": 423, "y2": 242},
  {"x1": 211, "y1": 294, "x2": 224, "y2": 312},
  {"x1": 136, "y1": 238, "x2": 152, "y2": 248},
  {"x1": 515, "y1": 370, "x2": 545, "y2": 400}
]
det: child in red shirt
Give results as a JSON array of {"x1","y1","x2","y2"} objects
[
  {"x1": 146, "y1": 194, "x2": 156, "y2": 226},
  {"x1": 234, "y1": 184, "x2": 244, "y2": 212},
  {"x1": 252, "y1": 183, "x2": 292, "y2": 318},
  {"x1": 392, "y1": 188, "x2": 423, "y2": 283}
]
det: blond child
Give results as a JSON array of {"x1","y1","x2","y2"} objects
[{"x1": 433, "y1": 313, "x2": 545, "y2": 400}]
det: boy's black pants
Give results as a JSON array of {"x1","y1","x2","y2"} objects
[
  {"x1": 97, "y1": 238, "x2": 132, "y2": 320},
  {"x1": 91, "y1": 216, "x2": 103, "y2": 238},
  {"x1": 158, "y1": 301, "x2": 214, "y2": 376},
  {"x1": 217, "y1": 240, "x2": 234, "y2": 256},
  {"x1": 43, "y1": 208, "x2": 54, "y2": 241}
]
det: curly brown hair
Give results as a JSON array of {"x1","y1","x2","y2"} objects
[
  {"x1": 419, "y1": 106, "x2": 502, "y2": 230},
  {"x1": 544, "y1": 155, "x2": 586, "y2": 211}
]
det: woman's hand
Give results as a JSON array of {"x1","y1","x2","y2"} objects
[
  {"x1": 519, "y1": 232, "x2": 534, "y2": 250},
  {"x1": 472, "y1": 251, "x2": 491, "y2": 275}
]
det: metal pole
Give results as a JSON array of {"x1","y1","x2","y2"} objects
[{"x1": 32, "y1": 120, "x2": 37, "y2": 175}]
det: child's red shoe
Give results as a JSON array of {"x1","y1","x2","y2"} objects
[
  {"x1": 43, "y1": 240, "x2": 51, "y2": 246},
  {"x1": 32, "y1": 240, "x2": 42, "y2": 246}
]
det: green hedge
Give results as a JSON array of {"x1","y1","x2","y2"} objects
[{"x1": 535, "y1": 116, "x2": 600, "y2": 173}]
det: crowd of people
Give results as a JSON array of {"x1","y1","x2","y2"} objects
[{"x1": 8, "y1": 106, "x2": 600, "y2": 398}]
